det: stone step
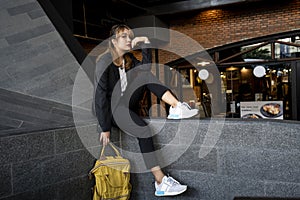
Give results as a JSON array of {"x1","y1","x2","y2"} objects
[{"x1": 0, "y1": 88, "x2": 78, "y2": 136}]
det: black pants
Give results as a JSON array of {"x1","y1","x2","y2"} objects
[{"x1": 112, "y1": 78, "x2": 169, "y2": 169}]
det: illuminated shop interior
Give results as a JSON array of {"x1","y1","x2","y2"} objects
[{"x1": 166, "y1": 34, "x2": 300, "y2": 120}]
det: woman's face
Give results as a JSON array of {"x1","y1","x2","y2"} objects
[{"x1": 112, "y1": 29, "x2": 133, "y2": 53}]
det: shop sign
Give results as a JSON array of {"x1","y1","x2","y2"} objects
[{"x1": 240, "y1": 101, "x2": 283, "y2": 119}]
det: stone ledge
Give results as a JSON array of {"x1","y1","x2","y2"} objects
[{"x1": 0, "y1": 119, "x2": 300, "y2": 199}]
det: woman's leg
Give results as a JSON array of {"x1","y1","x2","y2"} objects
[
  {"x1": 142, "y1": 71, "x2": 179, "y2": 107},
  {"x1": 147, "y1": 79, "x2": 199, "y2": 118},
  {"x1": 151, "y1": 166, "x2": 165, "y2": 184},
  {"x1": 137, "y1": 136, "x2": 165, "y2": 183},
  {"x1": 147, "y1": 84, "x2": 179, "y2": 107},
  {"x1": 113, "y1": 104, "x2": 165, "y2": 183},
  {"x1": 161, "y1": 90, "x2": 179, "y2": 108}
]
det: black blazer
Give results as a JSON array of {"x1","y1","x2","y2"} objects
[{"x1": 94, "y1": 44, "x2": 152, "y2": 132}]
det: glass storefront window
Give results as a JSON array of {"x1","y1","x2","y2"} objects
[
  {"x1": 242, "y1": 44, "x2": 272, "y2": 61},
  {"x1": 222, "y1": 64, "x2": 292, "y2": 119},
  {"x1": 165, "y1": 35, "x2": 300, "y2": 120},
  {"x1": 275, "y1": 39, "x2": 300, "y2": 59}
]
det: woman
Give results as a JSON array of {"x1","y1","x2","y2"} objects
[{"x1": 94, "y1": 24, "x2": 198, "y2": 197}]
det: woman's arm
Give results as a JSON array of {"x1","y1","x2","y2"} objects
[
  {"x1": 94, "y1": 57, "x2": 112, "y2": 140},
  {"x1": 131, "y1": 37, "x2": 152, "y2": 70},
  {"x1": 99, "y1": 131, "x2": 110, "y2": 146}
]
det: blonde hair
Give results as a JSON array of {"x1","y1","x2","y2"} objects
[{"x1": 96, "y1": 24, "x2": 134, "y2": 70}]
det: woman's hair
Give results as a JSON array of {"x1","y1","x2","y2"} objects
[
  {"x1": 109, "y1": 24, "x2": 133, "y2": 38},
  {"x1": 108, "y1": 24, "x2": 134, "y2": 69}
]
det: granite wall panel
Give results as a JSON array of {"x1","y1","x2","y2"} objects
[
  {"x1": 0, "y1": 165, "x2": 12, "y2": 198},
  {"x1": 1, "y1": 120, "x2": 300, "y2": 199}
]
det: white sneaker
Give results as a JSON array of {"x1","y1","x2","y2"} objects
[
  {"x1": 167, "y1": 102, "x2": 199, "y2": 119},
  {"x1": 155, "y1": 176, "x2": 187, "y2": 196}
]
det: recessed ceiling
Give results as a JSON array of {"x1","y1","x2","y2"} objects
[{"x1": 72, "y1": 0, "x2": 268, "y2": 42}]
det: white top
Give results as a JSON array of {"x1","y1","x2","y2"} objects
[{"x1": 119, "y1": 59, "x2": 127, "y2": 96}]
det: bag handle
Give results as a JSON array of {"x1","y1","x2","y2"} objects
[
  {"x1": 88, "y1": 143, "x2": 124, "y2": 177},
  {"x1": 100, "y1": 142, "x2": 121, "y2": 158}
]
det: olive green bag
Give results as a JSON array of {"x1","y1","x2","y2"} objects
[{"x1": 89, "y1": 142, "x2": 132, "y2": 200}]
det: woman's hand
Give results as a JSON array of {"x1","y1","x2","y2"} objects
[
  {"x1": 100, "y1": 131, "x2": 110, "y2": 146},
  {"x1": 131, "y1": 36, "x2": 150, "y2": 48}
]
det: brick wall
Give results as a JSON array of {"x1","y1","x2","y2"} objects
[{"x1": 159, "y1": 0, "x2": 300, "y2": 64}]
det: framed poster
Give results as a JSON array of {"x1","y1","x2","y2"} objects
[{"x1": 240, "y1": 101, "x2": 283, "y2": 119}]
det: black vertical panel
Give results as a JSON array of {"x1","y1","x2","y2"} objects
[
  {"x1": 37, "y1": 0, "x2": 95, "y2": 83},
  {"x1": 49, "y1": 0, "x2": 73, "y2": 31},
  {"x1": 155, "y1": 49, "x2": 161, "y2": 116},
  {"x1": 291, "y1": 61, "x2": 300, "y2": 120},
  {"x1": 296, "y1": 61, "x2": 300, "y2": 120}
]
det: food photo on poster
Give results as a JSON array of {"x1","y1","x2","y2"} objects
[{"x1": 240, "y1": 101, "x2": 283, "y2": 119}]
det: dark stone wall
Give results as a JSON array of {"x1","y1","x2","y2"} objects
[
  {"x1": 128, "y1": 119, "x2": 300, "y2": 199},
  {"x1": 0, "y1": 125, "x2": 97, "y2": 200},
  {"x1": 1, "y1": 119, "x2": 299, "y2": 200},
  {"x1": 0, "y1": 0, "x2": 82, "y2": 105}
]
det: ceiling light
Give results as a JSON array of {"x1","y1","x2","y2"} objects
[
  {"x1": 197, "y1": 61, "x2": 210, "y2": 66},
  {"x1": 198, "y1": 69, "x2": 209, "y2": 80},
  {"x1": 253, "y1": 65, "x2": 266, "y2": 78}
]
